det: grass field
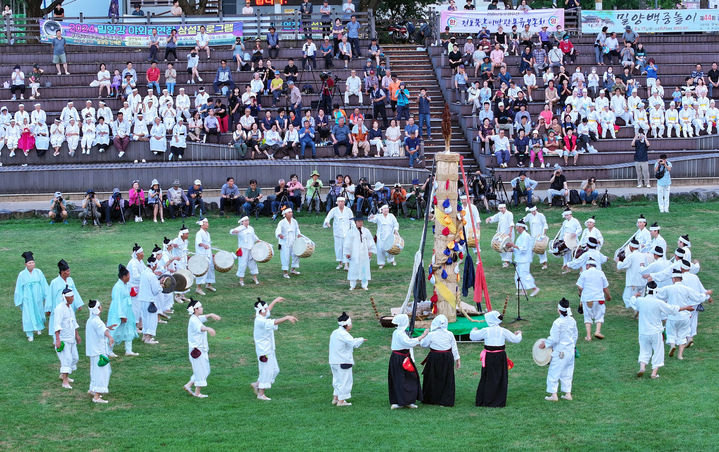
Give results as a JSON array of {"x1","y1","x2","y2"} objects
[{"x1": 2, "y1": 199, "x2": 718, "y2": 451}]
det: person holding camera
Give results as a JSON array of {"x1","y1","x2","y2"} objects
[
  {"x1": 147, "y1": 179, "x2": 165, "y2": 223},
  {"x1": 390, "y1": 183, "x2": 408, "y2": 218},
  {"x1": 470, "y1": 171, "x2": 490, "y2": 212},
  {"x1": 580, "y1": 177, "x2": 599, "y2": 206},
  {"x1": 654, "y1": 154, "x2": 672, "y2": 213},
  {"x1": 188, "y1": 179, "x2": 205, "y2": 219},
  {"x1": 305, "y1": 171, "x2": 324, "y2": 213},
  {"x1": 271, "y1": 179, "x2": 291, "y2": 219},
  {"x1": 510, "y1": 172, "x2": 537, "y2": 208},
  {"x1": 285, "y1": 174, "x2": 304, "y2": 212},
  {"x1": 243, "y1": 179, "x2": 265, "y2": 217},
  {"x1": 632, "y1": 131, "x2": 651, "y2": 188},
  {"x1": 49, "y1": 191, "x2": 68, "y2": 224},
  {"x1": 104, "y1": 188, "x2": 127, "y2": 225},
  {"x1": 219, "y1": 177, "x2": 243, "y2": 216},
  {"x1": 326, "y1": 174, "x2": 345, "y2": 212},
  {"x1": 547, "y1": 167, "x2": 569, "y2": 205},
  {"x1": 353, "y1": 177, "x2": 373, "y2": 215},
  {"x1": 80, "y1": 189, "x2": 102, "y2": 227},
  {"x1": 166, "y1": 180, "x2": 189, "y2": 219},
  {"x1": 128, "y1": 180, "x2": 146, "y2": 223}
]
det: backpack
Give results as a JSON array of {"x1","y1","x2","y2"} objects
[
  {"x1": 302, "y1": 84, "x2": 314, "y2": 94},
  {"x1": 599, "y1": 190, "x2": 611, "y2": 208},
  {"x1": 569, "y1": 189, "x2": 581, "y2": 205},
  {"x1": 550, "y1": 195, "x2": 565, "y2": 207}
]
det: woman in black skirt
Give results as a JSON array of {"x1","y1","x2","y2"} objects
[
  {"x1": 388, "y1": 314, "x2": 428, "y2": 410},
  {"x1": 470, "y1": 311, "x2": 522, "y2": 407},
  {"x1": 419, "y1": 315, "x2": 461, "y2": 407}
]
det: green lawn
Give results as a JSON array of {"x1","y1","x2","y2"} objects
[{"x1": 2, "y1": 199, "x2": 718, "y2": 451}]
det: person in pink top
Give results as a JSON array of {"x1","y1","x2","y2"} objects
[
  {"x1": 539, "y1": 103, "x2": 554, "y2": 127},
  {"x1": 490, "y1": 43, "x2": 505, "y2": 72},
  {"x1": 128, "y1": 180, "x2": 146, "y2": 222}
]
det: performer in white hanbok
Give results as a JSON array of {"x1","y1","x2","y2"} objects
[
  {"x1": 127, "y1": 243, "x2": 145, "y2": 329},
  {"x1": 152, "y1": 244, "x2": 174, "y2": 319},
  {"x1": 132, "y1": 113, "x2": 149, "y2": 141},
  {"x1": 641, "y1": 246, "x2": 671, "y2": 288},
  {"x1": 5, "y1": 118, "x2": 21, "y2": 156},
  {"x1": 649, "y1": 104, "x2": 665, "y2": 138},
  {"x1": 705, "y1": 100, "x2": 719, "y2": 134},
  {"x1": 558, "y1": 208, "x2": 582, "y2": 273},
  {"x1": 275, "y1": 208, "x2": 303, "y2": 278},
  {"x1": 60, "y1": 101, "x2": 79, "y2": 125},
  {"x1": 677, "y1": 234, "x2": 693, "y2": 263},
  {"x1": 678, "y1": 259, "x2": 712, "y2": 346},
  {"x1": 627, "y1": 281, "x2": 694, "y2": 379},
  {"x1": 230, "y1": 216, "x2": 260, "y2": 286},
  {"x1": 50, "y1": 119, "x2": 65, "y2": 156},
  {"x1": 648, "y1": 222, "x2": 666, "y2": 259},
  {"x1": 64, "y1": 117, "x2": 80, "y2": 156},
  {"x1": 576, "y1": 259, "x2": 611, "y2": 341},
  {"x1": 655, "y1": 270, "x2": 710, "y2": 360},
  {"x1": 539, "y1": 298, "x2": 578, "y2": 401},
  {"x1": 664, "y1": 102, "x2": 680, "y2": 138},
  {"x1": 80, "y1": 115, "x2": 95, "y2": 154},
  {"x1": 85, "y1": 299, "x2": 115, "y2": 403},
  {"x1": 195, "y1": 218, "x2": 216, "y2": 295},
  {"x1": 632, "y1": 103, "x2": 649, "y2": 134},
  {"x1": 486, "y1": 203, "x2": 514, "y2": 267},
  {"x1": 634, "y1": 214, "x2": 651, "y2": 253},
  {"x1": 510, "y1": 220, "x2": 539, "y2": 296},
  {"x1": 183, "y1": 298, "x2": 221, "y2": 398},
  {"x1": 329, "y1": 312, "x2": 366, "y2": 407},
  {"x1": 343, "y1": 216, "x2": 377, "y2": 291},
  {"x1": 94, "y1": 117, "x2": 110, "y2": 152},
  {"x1": 599, "y1": 105, "x2": 616, "y2": 139},
  {"x1": 108, "y1": 264, "x2": 139, "y2": 357},
  {"x1": 33, "y1": 121, "x2": 49, "y2": 156},
  {"x1": 387, "y1": 314, "x2": 428, "y2": 410},
  {"x1": 579, "y1": 216, "x2": 603, "y2": 250},
  {"x1": 324, "y1": 197, "x2": 353, "y2": 270},
  {"x1": 523, "y1": 206, "x2": 548, "y2": 268},
  {"x1": 138, "y1": 256, "x2": 162, "y2": 344},
  {"x1": 616, "y1": 239, "x2": 647, "y2": 308},
  {"x1": 149, "y1": 116, "x2": 167, "y2": 154},
  {"x1": 53, "y1": 286, "x2": 80, "y2": 389},
  {"x1": 46, "y1": 259, "x2": 84, "y2": 338},
  {"x1": 368, "y1": 204, "x2": 400, "y2": 268},
  {"x1": 568, "y1": 237, "x2": 607, "y2": 272},
  {"x1": 14, "y1": 251, "x2": 48, "y2": 341},
  {"x1": 461, "y1": 195, "x2": 482, "y2": 253},
  {"x1": 252, "y1": 297, "x2": 297, "y2": 401},
  {"x1": 678, "y1": 103, "x2": 695, "y2": 137}
]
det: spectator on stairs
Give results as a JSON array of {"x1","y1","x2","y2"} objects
[
  {"x1": 385, "y1": 119, "x2": 402, "y2": 157},
  {"x1": 491, "y1": 129, "x2": 511, "y2": 168},
  {"x1": 454, "y1": 66, "x2": 469, "y2": 105},
  {"x1": 339, "y1": 36, "x2": 353, "y2": 69},
  {"x1": 64, "y1": 117, "x2": 80, "y2": 156},
  {"x1": 604, "y1": 32, "x2": 620, "y2": 65},
  {"x1": 345, "y1": 70, "x2": 363, "y2": 105},
  {"x1": 448, "y1": 44, "x2": 462, "y2": 73},
  {"x1": 51, "y1": 29, "x2": 70, "y2": 76},
  {"x1": 395, "y1": 82, "x2": 410, "y2": 122}
]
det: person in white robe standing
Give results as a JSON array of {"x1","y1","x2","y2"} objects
[
  {"x1": 108, "y1": 264, "x2": 139, "y2": 357},
  {"x1": 510, "y1": 220, "x2": 539, "y2": 296},
  {"x1": 184, "y1": 298, "x2": 221, "y2": 398},
  {"x1": 275, "y1": 208, "x2": 303, "y2": 279},
  {"x1": 616, "y1": 238, "x2": 646, "y2": 308},
  {"x1": 655, "y1": 270, "x2": 711, "y2": 360},
  {"x1": 231, "y1": 216, "x2": 260, "y2": 286},
  {"x1": 627, "y1": 281, "x2": 694, "y2": 379},
  {"x1": 343, "y1": 216, "x2": 377, "y2": 291},
  {"x1": 539, "y1": 298, "x2": 578, "y2": 401},
  {"x1": 138, "y1": 256, "x2": 163, "y2": 344},
  {"x1": 14, "y1": 251, "x2": 49, "y2": 341},
  {"x1": 127, "y1": 243, "x2": 145, "y2": 330},
  {"x1": 557, "y1": 208, "x2": 582, "y2": 273},
  {"x1": 368, "y1": 204, "x2": 400, "y2": 268},
  {"x1": 324, "y1": 196, "x2": 353, "y2": 270},
  {"x1": 171, "y1": 225, "x2": 191, "y2": 302},
  {"x1": 54, "y1": 286, "x2": 80, "y2": 389},
  {"x1": 329, "y1": 312, "x2": 366, "y2": 407},
  {"x1": 46, "y1": 259, "x2": 84, "y2": 339},
  {"x1": 460, "y1": 195, "x2": 482, "y2": 254},
  {"x1": 252, "y1": 297, "x2": 297, "y2": 401},
  {"x1": 486, "y1": 203, "x2": 514, "y2": 267},
  {"x1": 195, "y1": 218, "x2": 216, "y2": 295},
  {"x1": 85, "y1": 299, "x2": 116, "y2": 403},
  {"x1": 576, "y1": 259, "x2": 611, "y2": 341},
  {"x1": 522, "y1": 206, "x2": 548, "y2": 269}
]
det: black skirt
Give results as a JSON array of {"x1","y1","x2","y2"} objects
[
  {"x1": 421, "y1": 349, "x2": 455, "y2": 407},
  {"x1": 388, "y1": 350, "x2": 422, "y2": 406},
  {"x1": 476, "y1": 345, "x2": 508, "y2": 407}
]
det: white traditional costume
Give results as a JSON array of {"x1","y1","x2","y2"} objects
[
  {"x1": 627, "y1": 284, "x2": 679, "y2": 371},
  {"x1": 487, "y1": 204, "x2": 514, "y2": 264},
  {"x1": 655, "y1": 274, "x2": 708, "y2": 347},
  {"x1": 523, "y1": 206, "x2": 548, "y2": 265},
  {"x1": 254, "y1": 301, "x2": 280, "y2": 390},
  {"x1": 53, "y1": 289, "x2": 79, "y2": 377},
  {"x1": 323, "y1": 199, "x2": 353, "y2": 266},
  {"x1": 329, "y1": 313, "x2": 365, "y2": 403},
  {"x1": 576, "y1": 262, "x2": 609, "y2": 327},
  {"x1": 126, "y1": 244, "x2": 145, "y2": 325},
  {"x1": 187, "y1": 301, "x2": 211, "y2": 389},
  {"x1": 512, "y1": 222, "x2": 536, "y2": 292},
  {"x1": 543, "y1": 300, "x2": 578, "y2": 397},
  {"x1": 85, "y1": 300, "x2": 112, "y2": 397},
  {"x1": 343, "y1": 219, "x2": 377, "y2": 290},
  {"x1": 231, "y1": 218, "x2": 260, "y2": 280},
  {"x1": 369, "y1": 205, "x2": 400, "y2": 267},
  {"x1": 558, "y1": 209, "x2": 582, "y2": 267},
  {"x1": 46, "y1": 261, "x2": 84, "y2": 336},
  {"x1": 275, "y1": 210, "x2": 302, "y2": 272},
  {"x1": 138, "y1": 257, "x2": 162, "y2": 340},
  {"x1": 617, "y1": 240, "x2": 647, "y2": 308},
  {"x1": 195, "y1": 220, "x2": 215, "y2": 285}
]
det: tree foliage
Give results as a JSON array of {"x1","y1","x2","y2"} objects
[{"x1": 177, "y1": 0, "x2": 211, "y2": 15}]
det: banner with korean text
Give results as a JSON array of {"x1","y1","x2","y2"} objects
[
  {"x1": 580, "y1": 9, "x2": 719, "y2": 34},
  {"x1": 439, "y1": 9, "x2": 565, "y2": 34},
  {"x1": 39, "y1": 20, "x2": 244, "y2": 47}
]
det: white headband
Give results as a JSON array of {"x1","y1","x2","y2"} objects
[
  {"x1": 338, "y1": 318, "x2": 352, "y2": 327},
  {"x1": 557, "y1": 303, "x2": 567, "y2": 312},
  {"x1": 336, "y1": 197, "x2": 346, "y2": 202},
  {"x1": 89, "y1": 302, "x2": 101, "y2": 316},
  {"x1": 526, "y1": 206, "x2": 537, "y2": 212},
  {"x1": 498, "y1": 203, "x2": 506, "y2": 209},
  {"x1": 196, "y1": 219, "x2": 208, "y2": 226},
  {"x1": 238, "y1": 216, "x2": 249, "y2": 223},
  {"x1": 63, "y1": 290, "x2": 75, "y2": 299},
  {"x1": 254, "y1": 302, "x2": 268, "y2": 313},
  {"x1": 562, "y1": 210, "x2": 572, "y2": 217},
  {"x1": 188, "y1": 301, "x2": 202, "y2": 315}
]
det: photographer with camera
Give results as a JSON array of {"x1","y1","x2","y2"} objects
[
  {"x1": 287, "y1": 174, "x2": 305, "y2": 211},
  {"x1": 354, "y1": 177, "x2": 374, "y2": 215},
  {"x1": 148, "y1": 179, "x2": 165, "y2": 223},
  {"x1": 104, "y1": 188, "x2": 128, "y2": 225},
  {"x1": 547, "y1": 166, "x2": 569, "y2": 206},
  {"x1": 167, "y1": 180, "x2": 189, "y2": 219},
  {"x1": 80, "y1": 189, "x2": 102, "y2": 227},
  {"x1": 632, "y1": 131, "x2": 651, "y2": 188},
  {"x1": 316, "y1": 108, "x2": 331, "y2": 145},
  {"x1": 470, "y1": 171, "x2": 491, "y2": 212},
  {"x1": 271, "y1": 179, "x2": 292, "y2": 220},
  {"x1": 390, "y1": 183, "x2": 409, "y2": 218},
  {"x1": 654, "y1": 154, "x2": 672, "y2": 213},
  {"x1": 324, "y1": 174, "x2": 345, "y2": 212},
  {"x1": 49, "y1": 191, "x2": 68, "y2": 224},
  {"x1": 510, "y1": 171, "x2": 537, "y2": 208},
  {"x1": 374, "y1": 181, "x2": 391, "y2": 208},
  {"x1": 243, "y1": 179, "x2": 265, "y2": 217},
  {"x1": 305, "y1": 170, "x2": 324, "y2": 213},
  {"x1": 220, "y1": 176, "x2": 243, "y2": 216},
  {"x1": 188, "y1": 179, "x2": 205, "y2": 219}
]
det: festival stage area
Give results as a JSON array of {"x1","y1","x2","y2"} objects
[{"x1": 2, "y1": 199, "x2": 718, "y2": 450}]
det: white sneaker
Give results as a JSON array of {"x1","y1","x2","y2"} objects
[
  {"x1": 118, "y1": 151, "x2": 125, "y2": 158},
  {"x1": 541, "y1": 163, "x2": 545, "y2": 168},
  {"x1": 637, "y1": 184, "x2": 642, "y2": 188},
  {"x1": 530, "y1": 163, "x2": 534, "y2": 168},
  {"x1": 198, "y1": 76, "x2": 203, "y2": 82}
]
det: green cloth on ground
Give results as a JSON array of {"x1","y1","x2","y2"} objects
[{"x1": 412, "y1": 315, "x2": 487, "y2": 337}]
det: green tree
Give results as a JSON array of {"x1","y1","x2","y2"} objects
[{"x1": 177, "y1": 0, "x2": 212, "y2": 15}]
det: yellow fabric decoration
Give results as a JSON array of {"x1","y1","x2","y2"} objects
[
  {"x1": 447, "y1": 241, "x2": 455, "y2": 250},
  {"x1": 435, "y1": 281, "x2": 456, "y2": 308}
]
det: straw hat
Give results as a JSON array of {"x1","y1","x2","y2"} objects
[{"x1": 532, "y1": 339, "x2": 552, "y2": 366}]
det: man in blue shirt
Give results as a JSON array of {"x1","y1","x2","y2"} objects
[
  {"x1": 404, "y1": 116, "x2": 419, "y2": 139},
  {"x1": 454, "y1": 65, "x2": 468, "y2": 104},
  {"x1": 203, "y1": 109, "x2": 220, "y2": 144},
  {"x1": 347, "y1": 15, "x2": 361, "y2": 58},
  {"x1": 299, "y1": 120, "x2": 316, "y2": 158},
  {"x1": 188, "y1": 179, "x2": 205, "y2": 218},
  {"x1": 220, "y1": 176, "x2": 243, "y2": 216},
  {"x1": 417, "y1": 88, "x2": 432, "y2": 139},
  {"x1": 267, "y1": 26, "x2": 280, "y2": 60},
  {"x1": 405, "y1": 135, "x2": 421, "y2": 167},
  {"x1": 331, "y1": 117, "x2": 351, "y2": 156},
  {"x1": 213, "y1": 59, "x2": 235, "y2": 95},
  {"x1": 510, "y1": 171, "x2": 537, "y2": 208},
  {"x1": 52, "y1": 30, "x2": 69, "y2": 76}
]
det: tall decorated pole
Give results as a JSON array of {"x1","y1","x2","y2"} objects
[{"x1": 429, "y1": 152, "x2": 468, "y2": 323}]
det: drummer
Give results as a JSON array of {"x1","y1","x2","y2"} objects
[
  {"x1": 343, "y1": 215, "x2": 376, "y2": 291},
  {"x1": 568, "y1": 237, "x2": 608, "y2": 272},
  {"x1": 538, "y1": 298, "x2": 578, "y2": 402},
  {"x1": 634, "y1": 214, "x2": 651, "y2": 253},
  {"x1": 231, "y1": 216, "x2": 260, "y2": 286},
  {"x1": 510, "y1": 220, "x2": 540, "y2": 297},
  {"x1": 522, "y1": 206, "x2": 548, "y2": 270},
  {"x1": 648, "y1": 222, "x2": 666, "y2": 259},
  {"x1": 486, "y1": 203, "x2": 514, "y2": 268},
  {"x1": 576, "y1": 259, "x2": 611, "y2": 341},
  {"x1": 615, "y1": 238, "x2": 646, "y2": 309},
  {"x1": 460, "y1": 195, "x2": 481, "y2": 253},
  {"x1": 275, "y1": 207, "x2": 303, "y2": 279},
  {"x1": 579, "y1": 216, "x2": 604, "y2": 250},
  {"x1": 194, "y1": 218, "x2": 216, "y2": 296},
  {"x1": 155, "y1": 243, "x2": 175, "y2": 319},
  {"x1": 368, "y1": 204, "x2": 400, "y2": 269},
  {"x1": 171, "y1": 224, "x2": 191, "y2": 302},
  {"x1": 557, "y1": 208, "x2": 582, "y2": 274},
  {"x1": 323, "y1": 196, "x2": 353, "y2": 271}
]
